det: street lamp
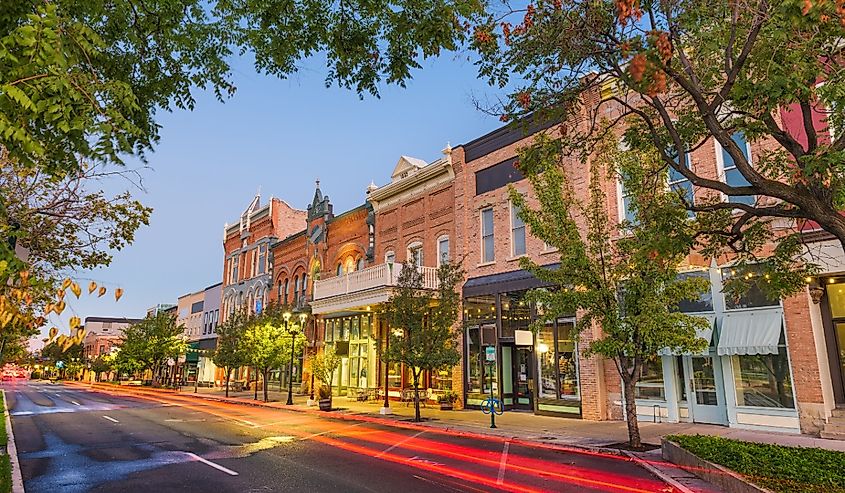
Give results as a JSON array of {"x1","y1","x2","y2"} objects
[{"x1": 286, "y1": 311, "x2": 307, "y2": 405}]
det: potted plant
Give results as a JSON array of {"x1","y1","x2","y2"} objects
[
  {"x1": 310, "y1": 346, "x2": 341, "y2": 412},
  {"x1": 317, "y1": 384, "x2": 332, "y2": 411},
  {"x1": 438, "y1": 390, "x2": 458, "y2": 410}
]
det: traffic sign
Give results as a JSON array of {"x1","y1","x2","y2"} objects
[{"x1": 484, "y1": 346, "x2": 496, "y2": 362}]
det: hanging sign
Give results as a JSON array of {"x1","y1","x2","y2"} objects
[{"x1": 485, "y1": 346, "x2": 496, "y2": 362}]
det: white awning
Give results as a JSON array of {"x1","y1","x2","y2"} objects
[
  {"x1": 717, "y1": 309, "x2": 783, "y2": 356},
  {"x1": 659, "y1": 313, "x2": 716, "y2": 356}
]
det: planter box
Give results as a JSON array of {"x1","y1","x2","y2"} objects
[
  {"x1": 661, "y1": 439, "x2": 774, "y2": 493},
  {"x1": 318, "y1": 398, "x2": 332, "y2": 411},
  {"x1": 439, "y1": 403, "x2": 454, "y2": 411}
]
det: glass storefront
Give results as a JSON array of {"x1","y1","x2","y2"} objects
[
  {"x1": 323, "y1": 313, "x2": 377, "y2": 396},
  {"x1": 462, "y1": 287, "x2": 580, "y2": 415}
]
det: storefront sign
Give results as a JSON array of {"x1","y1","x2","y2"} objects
[{"x1": 515, "y1": 329, "x2": 533, "y2": 346}]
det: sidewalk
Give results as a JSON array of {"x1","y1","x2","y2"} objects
[{"x1": 174, "y1": 385, "x2": 845, "y2": 453}]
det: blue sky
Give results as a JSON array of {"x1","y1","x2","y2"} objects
[{"x1": 43, "y1": 52, "x2": 502, "y2": 343}]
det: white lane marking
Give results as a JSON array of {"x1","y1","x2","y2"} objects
[
  {"x1": 71, "y1": 400, "x2": 81, "y2": 406},
  {"x1": 496, "y1": 441, "x2": 510, "y2": 485},
  {"x1": 11, "y1": 411, "x2": 32, "y2": 416},
  {"x1": 376, "y1": 429, "x2": 426, "y2": 458},
  {"x1": 102, "y1": 415, "x2": 119, "y2": 423},
  {"x1": 185, "y1": 452, "x2": 238, "y2": 476}
]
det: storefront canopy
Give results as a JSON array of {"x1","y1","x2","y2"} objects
[
  {"x1": 717, "y1": 309, "x2": 783, "y2": 356},
  {"x1": 659, "y1": 313, "x2": 716, "y2": 356}
]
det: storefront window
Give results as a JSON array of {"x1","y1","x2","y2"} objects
[
  {"x1": 433, "y1": 369, "x2": 452, "y2": 391},
  {"x1": 732, "y1": 345, "x2": 794, "y2": 409},
  {"x1": 501, "y1": 291, "x2": 530, "y2": 339},
  {"x1": 467, "y1": 326, "x2": 482, "y2": 393},
  {"x1": 721, "y1": 268, "x2": 780, "y2": 310},
  {"x1": 557, "y1": 321, "x2": 578, "y2": 398},
  {"x1": 677, "y1": 271, "x2": 713, "y2": 313},
  {"x1": 635, "y1": 358, "x2": 665, "y2": 400},
  {"x1": 537, "y1": 319, "x2": 579, "y2": 401},
  {"x1": 464, "y1": 296, "x2": 497, "y2": 326},
  {"x1": 387, "y1": 361, "x2": 401, "y2": 388},
  {"x1": 350, "y1": 317, "x2": 360, "y2": 339},
  {"x1": 538, "y1": 324, "x2": 556, "y2": 399},
  {"x1": 325, "y1": 320, "x2": 333, "y2": 342}
]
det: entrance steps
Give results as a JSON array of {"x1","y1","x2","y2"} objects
[{"x1": 821, "y1": 408, "x2": 845, "y2": 440}]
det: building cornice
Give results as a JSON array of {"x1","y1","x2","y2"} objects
[{"x1": 368, "y1": 158, "x2": 453, "y2": 210}]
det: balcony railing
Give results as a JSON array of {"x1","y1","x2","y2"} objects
[{"x1": 313, "y1": 262, "x2": 438, "y2": 301}]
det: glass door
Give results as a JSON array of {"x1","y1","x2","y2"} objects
[
  {"x1": 836, "y1": 323, "x2": 845, "y2": 401},
  {"x1": 685, "y1": 356, "x2": 727, "y2": 425},
  {"x1": 513, "y1": 346, "x2": 533, "y2": 410}
]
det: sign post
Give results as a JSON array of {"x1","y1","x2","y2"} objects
[{"x1": 484, "y1": 346, "x2": 497, "y2": 429}]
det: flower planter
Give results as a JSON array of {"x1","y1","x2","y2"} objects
[{"x1": 318, "y1": 398, "x2": 332, "y2": 411}]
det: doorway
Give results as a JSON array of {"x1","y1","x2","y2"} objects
[
  {"x1": 823, "y1": 282, "x2": 845, "y2": 404},
  {"x1": 683, "y1": 355, "x2": 728, "y2": 425},
  {"x1": 512, "y1": 346, "x2": 534, "y2": 410}
]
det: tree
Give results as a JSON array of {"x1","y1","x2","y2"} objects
[
  {"x1": 245, "y1": 303, "x2": 288, "y2": 402},
  {"x1": 115, "y1": 311, "x2": 186, "y2": 385},
  {"x1": 310, "y1": 345, "x2": 341, "y2": 408},
  {"x1": 89, "y1": 355, "x2": 114, "y2": 382},
  {"x1": 473, "y1": 0, "x2": 841, "y2": 295},
  {"x1": 213, "y1": 308, "x2": 250, "y2": 397},
  {"x1": 0, "y1": 0, "x2": 485, "y2": 341},
  {"x1": 384, "y1": 258, "x2": 463, "y2": 422},
  {"x1": 510, "y1": 132, "x2": 711, "y2": 449}
]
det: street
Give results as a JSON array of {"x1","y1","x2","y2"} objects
[{"x1": 5, "y1": 382, "x2": 673, "y2": 493}]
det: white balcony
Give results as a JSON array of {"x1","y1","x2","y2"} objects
[{"x1": 311, "y1": 263, "x2": 438, "y2": 314}]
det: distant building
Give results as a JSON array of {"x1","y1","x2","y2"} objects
[
  {"x1": 81, "y1": 316, "x2": 142, "y2": 360},
  {"x1": 146, "y1": 303, "x2": 176, "y2": 318}
]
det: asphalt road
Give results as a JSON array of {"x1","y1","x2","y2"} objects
[{"x1": 5, "y1": 381, "x2": 673, "y2": 493}]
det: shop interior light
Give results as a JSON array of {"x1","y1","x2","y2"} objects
[{"x1": 537, "y1": 343, "x2": 550, "y2": 353}]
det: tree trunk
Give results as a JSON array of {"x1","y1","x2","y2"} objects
[
  {"x1": 622, "y1": 377, "x2": 642, "y2": 450},
  {"x1": 225, "y1": 367, "x2": 231, "y2": 398},
  {"x1": 254, "y1": 367, "x2": 258, "y2": 400},
  {"x1": 263, "y1": 367, "x2": 270, "y2": 402},
  {"x1": 413, "y1": 371, "x2": 421, "y2": 423}
]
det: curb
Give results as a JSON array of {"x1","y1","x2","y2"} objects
[
  {"x1": 624, "y1": 450, "x2": 694, "y2": 493},
  {"x1": 3, "y1": 390, "x2": 25, "y2": 493}
]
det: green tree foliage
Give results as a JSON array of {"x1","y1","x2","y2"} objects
[
  {"x1": 88, "y1": 354, "x2": 114, "y2": 382},
  {"x1": 511, "y1": 133, "x2": 710, "y2": 449},
  {"x1": 310, "y1": 344, "x2": 341, "y2": 405},
  {"x1": 114, "y1": 311, "x2": 186, "y2": 384},
  {"x1": 245, "y1": 303, "x2": 306, "y2": 402},
  {"x1": 473, "y1": 0, "x2": 840, "y2": 297},
  {"x1": 384, "y1": 258, "x2": 463, "y2": 422},
  {"x1": 213, "y1": 308, "x2": 251, "y2": 397},
  {"x1": 40, "y1": 339, "x2": 82, "y2": 365},
  {"x1": 1, "y1": 0, "x2": 485, "y2": 178}
]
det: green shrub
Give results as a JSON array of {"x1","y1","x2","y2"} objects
[{"x1": 667, "y1": 434, "x2": 845, "y2": 493}]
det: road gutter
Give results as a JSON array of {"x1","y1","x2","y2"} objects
[{"x1": 2, "y1": 390, "x2": 25, "y2": 493}]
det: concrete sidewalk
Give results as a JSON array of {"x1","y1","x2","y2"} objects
[{"x1": 175, "y1": 384, "x2": 845, "y2": 453}]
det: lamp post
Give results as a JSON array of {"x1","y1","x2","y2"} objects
[
  {"x1": 282, "y1": 311, "x2": 292, "y2": 401},
  {"x1": 287, "y1": 312, "x2": 307, "y2": 405}
]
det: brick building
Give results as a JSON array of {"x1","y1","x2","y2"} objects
[
  {"x1": 221, "y1": 194, "x2": 306, "y2": 318},
  {"x1": 81, "y1": 316, "x2": 142, "y2": 382}
]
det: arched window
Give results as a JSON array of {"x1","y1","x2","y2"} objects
[
  {"x1": 437, "y1": 236, "x2": 450, "y2": 266},
  {"x1": 294, "y1": 276, "x2": 300, "y2": 302},
  {"x1": 302, "y1": 274, "x2": 308, "y2": 300},
  {"x1": 283, "y1": 278, "x2": 289, "y2": 305},
  {"x1": 356, "y1": 258, "x2": 365, "y2": 271},
  {"x1": 345, "y1": 256, "x2": 355, "y2": 274},
  {"x1": 407, "y1": 241, "x2": 423, "y2": 267},
  {"x1": 385, "y1": 251, "x2": 395, "y2": 264}
]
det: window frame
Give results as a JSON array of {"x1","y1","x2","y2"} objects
[
  {"x1": 437, "y1": 236, "x2": 450, "y2": 266},
  {"x1": 480, "y1": 207, "x2": 495, "y2": 264},
  {"x1": 715, "y1": 132, "x2": 756, "y2": 206},
  {"x1": 407, "y1": 241, "x2": 423, "y2": 267},
  {"x1": 509, "y1": 201, "x2": 527, "y2": 257}
]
